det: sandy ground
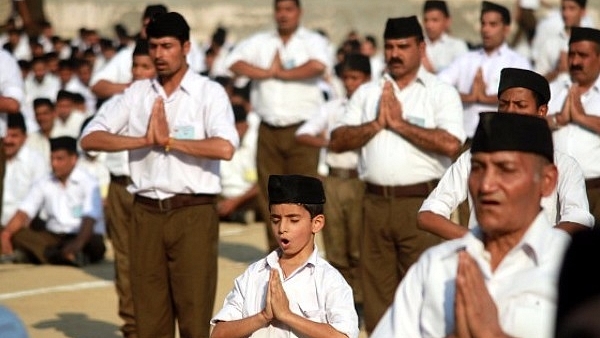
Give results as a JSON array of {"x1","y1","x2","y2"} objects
[{"x1": 0, "y1": 221, "x2": 368, "y2": 338}]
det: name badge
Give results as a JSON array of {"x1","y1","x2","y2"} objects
[
  {"x1": 173, "y1": 125, "x2": 195, "y2": 139},
  {"x1": 71, "y1": 205, "x2": 82, "y2": 218},
  {"x1": 406, "y1": 116, "x2": 425, "y2": 128}
]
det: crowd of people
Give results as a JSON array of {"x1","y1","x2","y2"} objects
[{"x1": 0, "y1": 0, "x2": 599, "y2": 337}]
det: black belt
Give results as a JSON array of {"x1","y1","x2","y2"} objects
[
  {"x1": 134, "y1": 194, "x2": 216, "y2": 212},
  {"x1": 586, "y1": 177, "x2": 600, "y2": 189},
  {"x1": 110, "y1": 174, "x2": 131, "y2": 186},
  {"x1": 366, "y1": 180, "x2": 438, "y2": 198},
  {"x1": 329, "y1": 167, "x2": 359, "y2": 179},
  {"x1": 260, "y1": 121, "x2": 304, "y2": 129}
]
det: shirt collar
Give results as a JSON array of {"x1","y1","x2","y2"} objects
[
  {"x1": 382, "y1": 66, "x2": 430, "y2": 89},
  {"x1": 150, "y1": 68, "x2": 196, "y2": 97},
  {"x1": 259, "y1": 244, "x2": 320, "y2": 276},
  {"x1": 478, "y1": 42, "x2": 510, "y2": 57}
]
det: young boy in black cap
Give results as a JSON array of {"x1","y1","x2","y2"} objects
[{"x1": 211, "y1": 174, "x2": 359, "y2": 338}]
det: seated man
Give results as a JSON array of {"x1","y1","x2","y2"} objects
[
  {"x1": 371, "y1": 112, "x2": 572, "y2": 337},
  {"x1": 0, "y1": 136, "x2": 105, "y2": 266}
]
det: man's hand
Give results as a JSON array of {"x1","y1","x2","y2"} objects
[
  {"x1": 568, "y1": 84, "x2": 586, "y2": 124},
  {"x1": 269, "y1": 269, "x2": 292, "y2": 321},
  {"x1": 260, "y1": 270, "x2": 275, "y2": 324},
  {"x1": 472, "y1": 68, "x2": 486, "y2": 102},
  {"x1": 1, "y1": 231, "x2": 13, "y2": 256},
  {"x1": 268, "y1": 51, "x2": 284, "y2": 79},
  {"x1": 148, "y1": 97, "x2": 170, "y2": 147}
]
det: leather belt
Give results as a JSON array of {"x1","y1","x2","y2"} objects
[
  {"x1": 586, "y1": 177, "x2": 600, "y2": 189},
  {"x1": 110, "y1": 174, "x2": 131, "y2": 186},
  {"x1": 134, "y1": 194, "x2": 216, "y2": 212},
  {"x1": 329, "y1": 167, "x2": 359, "y2": 179},
  {"x1": 260, "y1": 121, "x2": 304, "y2": 129},
  {"x1": 366, "y1": 180, "x2": 439, "y2": 198}
]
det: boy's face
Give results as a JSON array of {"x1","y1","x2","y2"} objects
[
  {"x1": 132, "y1": 55, "x2": 157, "y2": 81},
  {"x1": 269, "y1": 203, "x2": 324, "y2": 259},
  {"x1": 342, "y1": 69, "x2": 370, "y2": 98}
]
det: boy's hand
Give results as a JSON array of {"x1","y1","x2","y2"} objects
[{"x1": 269, "y1": 269, "x2": 291, "y2": 321}]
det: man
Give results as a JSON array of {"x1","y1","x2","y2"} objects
[
  {"x1": 0, "y1": 136, "x2": 105, "y2": 266},
  {"x1": 371, "y1": 112, "x2": 570, "y2": 337},
  {"x1": 0, "y1": 48, "x2": 24, "y2": 230},
  {"x1": 421, "y1": 0, "x2": 469, "y2": 74},
  {"x1": 225, "y1": 0, "x2": 331, "y2": 251},
  {"x1": 80, "y1": 12, "x2": 239, "y2": 338},
  {"x1": 329, "y1": 16, "x2": 466, "y2": 333},
  {"x1": 547, "y1": 26, "x2": 600, "y2": 228},
  {"x1": 418, "y1": 67, "x2": 594, "y2": 239},
  {"x1": 533, "y1": 0, "x2": 587, "y2": 81},
  {"x1": 23, "y1": 55, "x2": 60, "y2": 132},
  {"x1": 50, "y1": 90, "x2": 85, "y2": 139},
  {"x1": 1, "y1": 112, "x2": 47, "y2": 228},
  {"x1": 439, "y1": 1, "x2": 531, "y2": 141},
  {"x1": 25, "y1": 97, "x2": 55, "y2": 166}
]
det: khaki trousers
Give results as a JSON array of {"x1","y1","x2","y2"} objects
[
  {"x1": 130, "y1": 202, "x2": 218, "y2": 338},
  {"x1": 322, "y1": 176, "x2": 365, "y2": 303},
  {"x1": 105, "y1": 179, "x2": 136, "y2": 337},
  {"x1": 256, "y1": 122, "x2": 319, "y2": 251},
  {"x1": 361, "y1": 193, "x2": 442, "y2": 333}
]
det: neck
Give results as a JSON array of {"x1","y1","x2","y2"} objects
[
  {"x1": 278, "y1": 27, "x2": 297, "y2": 43},
  {"x1": 159, "y1": 64, "x2": 188, "y2": 96},
  {"x1": 393, "y1": 69, "x2": 419, "y2": 89}
]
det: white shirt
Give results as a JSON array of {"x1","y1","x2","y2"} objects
[
  {"x1": 220, "y1": 112, "x2": 259, "y2": 199},
  {"x1": 548, "y1": 75, "x2": 600, "y2": 178},
  {"x1": 81, "y1": 69, "x2": 239, "y2": 199},
  {"x1": 338, "y1": 69, "x2": 466, "y2": 185},
  {"x1": 64, "y1": 77, "x2": 97, "y2": 116},
  {"x1": 50, "y1": 111, "x2": 86, "y2": 139},
  {"x1": 420, "y1": 150, "x2": 595, "y2": 228},
  {"x1": 77, "y1": 154, "x2": 111, "y2": 200},
  {"x1": 225, "y1": 26, "x2": 331, "y2": 126},
  {"x1": 371, "y1": 212, "x2": 571, "y2": 338},
  {"x1": 425, "y1": 33, "x2": 469, "y2": 74},
  {"x1": 23, "y1": 73, "x2": 61, "y2": 133},
  {"x1": 211, "y1": 247, "x2": 359, "y2": 338},
  {"x1": 0, "y1": 50, "x2": 25, "y2": 137},
  {"x1": 438, "y1": 43, "x2": 532, "y2": 137},
  {"x1": 95, "y1": 95, "x2": 129, "y2": 177},
  {"x1": 2, "y1": 146, "x2": 48, "y2": 225},
  {"x1": 533, "y1": 30, "x2": 569, "y2": 77},
  {"x1": 296, "y1": 97, "x2": 359, "y2": 170},
  {"x1": 24, "y1": 132, "x2": 50, "y2": 167},
  {"x1": 19, "y1": 165, "x2": 105, "y2": 235}
]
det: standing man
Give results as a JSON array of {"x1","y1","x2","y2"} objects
[
  {"x1": 372, "y1": 112, "x2": 570, "y2": 338},
  {"x1": 329, "y1": 16, "x2": 466, "y2": 333},
  {"x1": 80, "y1": 12, "x2": 239, "y2": 338},
  {"x1": 421, "y1": 0, "x2": 469, "y2": 74},
  {"x1": 0, "y1": 48, "x2": 24, "y2": 228},
  {"x1": 225, "y1": 0, "x2": 331, "y2": 251},
  {"x1": 547, "y1": 26, "x2": 600, "y2": 228},
  {"x1": 439, "y1": 1, "x2": 531, "y2": 143},
  {"x1": 418, "y1": 67, "x2": 594, "y2": 239}
]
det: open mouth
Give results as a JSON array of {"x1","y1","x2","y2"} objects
[{"x1": 281, "y1": 238, "x2": 290, "y2": 245}]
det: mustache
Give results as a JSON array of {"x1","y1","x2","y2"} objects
[
  {"x1": 570, "y1": 65, "x2": 583, "y2": 72},
  {"x1": 388, "y1": 58, "x2": 403, "y2": 64}
]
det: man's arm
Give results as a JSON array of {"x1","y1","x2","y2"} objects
[
  {"x1": 386, "y1": 120, "x2": 463, "y2": 158},
  {"x1": 417, "y1": 211, "x2": 468, "y2": 240},
  {"x1": 276, "y1": 60, "x2": 326, "y2": 81},
  {"x1": 61, "y1": 217, "x2": 95, "y2": 260},
  {"x1": 168, "y1": 137, "x2": 235, "y2": 161},
  {"x1": 329, "y1": 121, "x2": 382, "y2": 153},
  {"x1": 0, "y1": 97, "x2": 20, "y2": 114},
  {"x1": 80, "y1": 131, "x2": 150, "y2": 152},
  {"x1": 1, "y1": 211, "x2": 30, "y2": 255},
  {"x1": 91, "y1": 80, "x2": 129, "y2": 99}
]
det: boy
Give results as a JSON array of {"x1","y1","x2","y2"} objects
[{"x1": 210, "y1": 174, "x2": 359, "y2": 338}]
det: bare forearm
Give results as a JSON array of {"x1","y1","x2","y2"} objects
[
  {"x1": 170, "y1": 137, "x2": 235, "y2": 160},
  {"x1": 3, "y1": 211, "x2": 30, "y2": 236},
  {"x1": 210, "y1": 313, "x2": 269, "y2": 338},
  {"x1": 74, "y1": 218, "x2": 95, "y2": 249},
  {"x1": 277, "y1": 60, "x2": 325, "y2": 81},
  {"x1": 0, "y1": 97, "x2": 20, "y2": 114},
  {"x1": 555, "y1": 221, "x2": 590, "y2": 235},
  {"x1": 296, "y1": 134, "x2": 328, "y2": 148},
  {"x1": 80, "y1": 131, "x2": 150, "y2": 152},
  {"x1": 572, "y1": 113, "x2": 600, "y2": 134},
  {"x1": 229, "y1": 61, "x2": 271, "y2": 80},
  {"x1": 417, "y1": 211, "x2": 468, "y2": 240},
  {"x1": 390, "y1": 122, "x2": 462, "y2": 158},
  {"x1": 279, "y1": 312, "x2": 347, "y2": 338},
  {"x1": 91, "y1": 80, "x2": 129, "y2": 99},
  {"x1": 329, "y1": 122, "x2": 382, "y2": 152}
]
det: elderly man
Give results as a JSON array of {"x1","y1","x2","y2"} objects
[
  {"x1": 547, "y1": 26, "x2": 600, "y2": 228},
  {"x1": 418, "y1": 67, "x2": 594, "y2": 239},
  {"x1": 329, "y1": 16, "x2": 465, "y2": 333},
  {"x1": 372, "y1": 112, "x2": 571, "y2": 338}
]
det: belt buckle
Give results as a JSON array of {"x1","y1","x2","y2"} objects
[
  {"x1": 382, "y1": 185, "x2": 393, "y2": 198},
  {"x1": 158, "y1": 198, "x2": 172, "y2": 212}
]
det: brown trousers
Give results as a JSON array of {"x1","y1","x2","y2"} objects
[
  {"x1": 322, "y1": 176, "x2": 365, "y2": 303},
  {"x1": 256, "y1": 122, "x2": 320, "y2": 251},
  {"x1": 361, "y1": 193, "x2": 443, "y2": 333},
  {"x1": 105, "y1": 178, "x2": 135, "y2": 337},
  {"x1": 587, "y1": 185, "x2": 600, "y2": 228},
  {"x1": 130, "y1": 202, "x2": 218, "y2": 338}
]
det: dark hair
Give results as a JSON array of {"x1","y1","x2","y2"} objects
[
  {"x1": 33, "y1": 98, "x2": 54, "y2": 110},
  {"x1": 275, "y1": 0, "x2": 300, "y2": 7},
  {"x1": 7, "y1": 112, "x2": 26, "y2": 133},
  {"x1": 303, "y1": 204, "x2": 324, "y2": 219}
]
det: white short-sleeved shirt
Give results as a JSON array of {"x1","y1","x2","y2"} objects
[
  {"x1": 64, "y1": 77, "x2": 97, "y2": 116},
  {"x1": 50, "y1": 111, "x2": 87, "y2": 139},
  {"x1": 81, "y1": 69, "x2": 239, "y2": 199},
  {"x1": 19, "y1": 165, "x2": 105, "y2": 235},
  {"x1": 95, "y1": 95, "x2": 129, "y2": 177},
  {"x1": 211, "y1": 247, "x2": 359, "y2": 338},
  {"x1": 548, "y1": 75, "x2": 600, "y2": 178},
  {"x1": 371, "y1": 212, "x2": 571, "y2": 338},
  {"x1": 425, "y1": 33, "x2": 469, "y2": 74},
  {"x1": 225, "y1": 27, "x2": 331, "y2": 126},
  {"x1": 533, "y1": 30, "x2": 569, "y2": 77},
  {"x1": 2, "y1": 146, "x2": 49, "y2": 225},
  {"x1": 438, "y1": 44, "x2": 532, "y2": 137},
  {"x1": 24, "y1": 132, "x2": 50, "y2": 167},
  {"x1": 0, "y1": 50, "x2": 25, "y2": 137},
  {"x1": 296, "y1": 97, "x2": 359, "y2": 170},
  {"x1": 420, "y1": 150, "x2": 595, "y2": 228},
  {"x1": 337, "y1": 69, "x2": 466, "y2": 185}
]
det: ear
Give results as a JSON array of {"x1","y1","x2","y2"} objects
[
  {"x1": 540, "y1": 163, "x2": 558, "y2": 198},
  {"x1": 183, "y1": 40, "x2": 191, "y2": 56},
  {"x1": 538, "y1": 104, "x2": 548, "y2": 117},
  {"x1": 311, "y1": 214, "x2": 325, "y2": 234}
]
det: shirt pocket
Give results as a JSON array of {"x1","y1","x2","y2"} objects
[{"x1": 508, "y1": 295, "x2": 556, "y2": 338}]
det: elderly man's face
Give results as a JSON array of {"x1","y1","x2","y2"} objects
[
  {"x1": 569, "y1": 40, "x2": 600, "y2": 87},
  {"x1": 384, "y1": 36, "x2": 424, "y2": 81},
  {"x1": 469, "y1": 151, "x2": 556, "y2": 236},
  {"x1": 497, "y1": 87, "x2": 547, "y2": 117}
]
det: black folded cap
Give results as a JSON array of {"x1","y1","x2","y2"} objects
[
  {"x1": 498, "y1": 68, "x2": 550, "y2": 104},
  {"x1": 384, "y1": 16, "x2": 423, "y2": 40},
  {"x1": 268, "y1": 175, "x2": 325, "y2": 205}
]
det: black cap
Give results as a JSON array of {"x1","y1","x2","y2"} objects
[
  {"x1": 146, "y1": 12, "x2": 190, "y2": 42},
  {"x1": 424, "y1": 0, "x2": 449, "y2": 17},
  {"x1": 7, "y1": 112, "x2": 26, "y2": 133},
  {"x1": 50, "y1": 136, "x2": 78, "y2": 154},
  {"x1": 268, "y1": 175, "x2": 325, "y2": 205},
  {"x1": 567, "y1": 0, "x2": 587, "y2": 8},
  {"x1": 383, "y1": 16, "x2": 423, "y2": 40},
  {"x1": 142, "y1": 4, "x2": 168, "y2": 20},
  {"x1": 471, "y1": 112, "x2": 553, "y2": 163},
  {"x1": 569, "y1": 27, "x2": 600, "y2": 45},
  {"x1": 498, "y1": 68, "x2": 550, "y2": 104},
  {"x1": 482, "y1": 1, "x2": 511, "y2": 24},
  {"x1": 341, "y1": 53, "x2": 371, "y2": 75}
]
